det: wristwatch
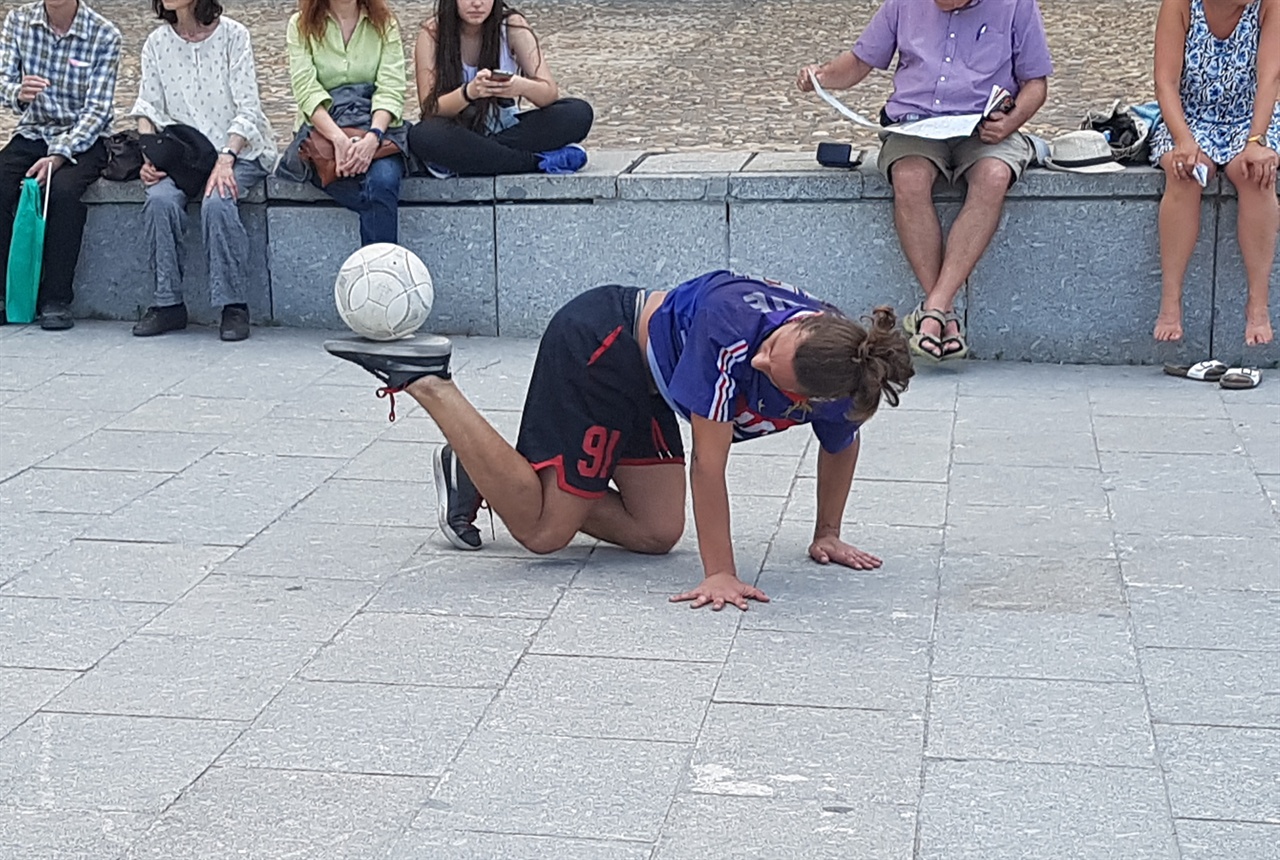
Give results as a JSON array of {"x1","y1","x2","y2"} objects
[
  {"x1": 218, "y1": 146, "x2": 238, "y2": 161},
  {"x1": 1247, "y1": 134, "x2": 1266, "y2": 146},
  {"x1": 368, "y1": 127, "x2": 386, "y2": 143}
]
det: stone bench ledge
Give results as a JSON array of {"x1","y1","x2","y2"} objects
[
  {"x1": 82, "y1": 179, "x2": 268, "y2": 204},
  {"x1": 81, "y1": 150, "x2": 1212, "y2": 206}
]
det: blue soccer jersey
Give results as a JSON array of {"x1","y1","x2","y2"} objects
[{"x1": 646, "y1": 270, "x2": 861, "y2": 453}]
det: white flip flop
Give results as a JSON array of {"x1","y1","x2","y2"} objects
[
  {"x1": 1219, "y1": 367, "x2": 1262, "y2": 390},
  {"x1": 1163, "y1": 359, "x2": 1228, "y2": 381}
]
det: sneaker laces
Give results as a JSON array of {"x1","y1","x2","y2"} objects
[{"x1": 375, "y1": 386, "x2": 402, "y2": 422}]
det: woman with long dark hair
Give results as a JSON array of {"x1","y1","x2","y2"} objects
[
  {"x1": 407, "y1": 0, "x2": 593, "y2": 176},
  {"x1": 285, "y1": 0, "x2": 406, "y2": 245},
  {"x1": 131, "y1": 0, "x2": 276, "y2": 341}
]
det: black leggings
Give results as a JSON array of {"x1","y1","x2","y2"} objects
[{"x1": 407, "y1": 98, "x2": 593, "y2": 176}]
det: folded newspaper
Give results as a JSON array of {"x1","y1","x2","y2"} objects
[{"x1": 809, "y1": 70, "x2": 1011, "y2": 141}]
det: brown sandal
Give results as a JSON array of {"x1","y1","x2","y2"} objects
[
  {"x1": 939, "y1": 310, "x2": 969, "y2": 360},
  {"x1": 908, "y1": 308, "x2": 946, "y2": 362}
]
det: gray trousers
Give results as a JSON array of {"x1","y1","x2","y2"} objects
[{"x1": 142, "y1": 159, "x2": 268, "y2": 308}]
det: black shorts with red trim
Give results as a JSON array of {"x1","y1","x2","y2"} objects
[{"x1": 516, "y1": 285, "x2": 685, "y2": 499}]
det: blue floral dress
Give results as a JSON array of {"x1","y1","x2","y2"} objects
[{"x1": 1150, "y1": 0, "x2": 1280, "y2": 165}]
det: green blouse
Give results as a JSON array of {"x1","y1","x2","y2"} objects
[{"x1": 285, "y1": 11, "x2": 405, "y2": 129}]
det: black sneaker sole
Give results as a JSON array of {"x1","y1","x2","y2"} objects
[
  {"x1": 324, "y1": 336, "x2": 453, "y2": 389},
  {"x1": 433, "y1": 445, "x2": 482, "y2": 551}
]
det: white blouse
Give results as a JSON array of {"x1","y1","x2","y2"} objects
[{"x1": 130, "y1": 16, "x2": 277, "y2": 168}]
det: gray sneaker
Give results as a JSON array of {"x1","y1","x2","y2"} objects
[{"x1": 433, "y1": 444, "x2": 482, "y2": 550}]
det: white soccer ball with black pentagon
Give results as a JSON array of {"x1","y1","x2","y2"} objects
[{"x1": 334, "y1": 243, "x2": 435, "y2": 341}]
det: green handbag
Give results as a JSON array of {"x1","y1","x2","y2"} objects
[{"x1": 4, "y1": 170, "x2": 50, "y2": 324}]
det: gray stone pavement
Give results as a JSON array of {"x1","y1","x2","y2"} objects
[{"x1": 1, "y1": 320, "x2": 1278, "y2": 859}]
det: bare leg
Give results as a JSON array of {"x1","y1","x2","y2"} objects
[
  {"x1": 892, "y1": 157, "x2": 945, "y2": 296},
  {"x1": 1155, "y1": 151, "x2": 1209, "y2": 342},
  {"x1": 404, "y1": 375, "x2": 595, "y2": 553},
  {"x1": 891, "y1": 156, "x2": 945, "y2": 344},
  {"x1": 1225, "y1": 155, "x2": 1278, "y2": 346},
  {"x1": 580, "y1": 463, "x2": 686, "y2": 554},
  {"x1": 930, "y1": 158, "x2": 1012, "y2": 339}
]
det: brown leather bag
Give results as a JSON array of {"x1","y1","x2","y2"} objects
[{"x1": 299, "y1": 127, "x2": 400, "y2": 187}]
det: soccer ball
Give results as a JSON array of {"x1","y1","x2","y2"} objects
[{"x1": 334, "y1": 243, "x2": 434, "y2": 341}]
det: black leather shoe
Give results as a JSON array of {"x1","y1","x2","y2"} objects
[
  {"x1": 132, "y1": 304, "x2": 188, "y2": 337},
  {"x1": 220, "y1": 305, "x2": 250, "y2": 341},
  {"x1": 38, "y1": 303, "x2": 74, "y2": 331}
]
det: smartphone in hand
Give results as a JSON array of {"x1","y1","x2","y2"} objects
[{"x1": 487, "y1": 69, "x2": 514, "y2": 82}]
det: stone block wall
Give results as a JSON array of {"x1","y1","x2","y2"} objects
[{"x1": 68, "y1": 150, "x2": 1280, "y2": 366}]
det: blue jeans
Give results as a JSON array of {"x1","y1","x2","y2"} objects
[
  {"x1": 143, "y1": 160, "x2": 269, "y2": 307},
  {"x1": 319, "y1": 156, "x2": 402, "y2": 246}
]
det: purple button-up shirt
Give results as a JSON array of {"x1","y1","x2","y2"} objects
[{"x1": 853, "y1": 0, "x2": 1053, "y2": 121}]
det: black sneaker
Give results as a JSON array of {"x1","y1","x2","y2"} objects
[
  {"x1": 220, "y1": 305, "x2": 250, "y2": 342},
  {"x1": 433, "y1": 444, "x2": 482, "y2": 550},
  {"x1": 38, "y1": 302, "x2": 74, "y2": 331},
  {"x1": 323, "y1": 336, "x2": 453, "y2": 389},
  {"x1": 132, "y1": 304, "x2": 188, "y2": 337}
]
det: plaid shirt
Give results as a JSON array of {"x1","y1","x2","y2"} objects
[{"x1": 0, "y1": 1, "x2": 120, "y2": 160}]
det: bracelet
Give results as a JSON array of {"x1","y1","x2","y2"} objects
[{"x1": 461, "y1": 80, "x2": 475, "y2": 104}]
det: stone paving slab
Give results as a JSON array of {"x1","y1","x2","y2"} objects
[
  {"x1": 417, "y1": 731, "x2": 688, "y2": 842},
  {"x1": 0, "y1": 322, "x2": 1278, "y2": 859},
  {"x1": 655, "y1": 795, "x2": 916, "y2": 860},
  {"x1": 121, "y1": 767, "x2": 433, "y2": 860},
  {"x1": 918, "y1": 760, "x2": 1178, "y2": 860},
  {"x1": 483, "y1": 654, "x2": 717, "y2": 743},
  {"x1": 1156, "y1": 725, "x2": 1280, "y2": 823},
  {"x1": 222, "y1": 679, "x2": 493, "y2": 777},
  {"x1": 688, "y1": 703, "x2": 922, "y2": 804},
  {"x1": 392, "y1": 830, "x2": 655, "y2": 860},
  {"x1": 303, "y1": 612, "x2": 538, "y2": 688},
  {"x1": 0, "y1": 712, "x2": 240, "y2": 813},
  {"x1": 48, "y1": 632, "x2": 318, "y2": 721},
  {"x1": 0, "y1": 596, "x2": 163, "y2": 671},
  {"x1": 0, "y1": 807, "x2": 150, "y2": 860},
  {"x1": 1175, "y1": 820, "x2": 1280, "y2": 860},
  {"x1": 926, "y1": 676, "x2": 1155, "y2": 767},
  {"x1": 1141, "y1": 647, "x2": 1280, "y2": 729},
  {"x1": 0, "y1": 668, "x2": 78, "y2": 741},
  {"x1": 0, "y1": 540, "x2": 228, "y2": 603}
]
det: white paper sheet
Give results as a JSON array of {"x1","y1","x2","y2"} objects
[
  {"x1": 807, "y1": 71, "x2": 882, "y2": 129},
  {"x1": 808, "y1": 72, "x2": 1013, "y2": 141},
  {"x1": 887, "y1": 113, "x2": 984, "y2": 140}
]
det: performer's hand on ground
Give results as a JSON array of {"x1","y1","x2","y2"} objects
[
  {"x1": 809, "y1": 535, "x2": 882, "y2": 570},
  {"x1": 671, "y1": 573, "x2": 769, "y2": 612}
]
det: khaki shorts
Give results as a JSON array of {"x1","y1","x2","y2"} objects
[{"x1": 877, "y1": 131, "x2": 1035, "y2": 184}]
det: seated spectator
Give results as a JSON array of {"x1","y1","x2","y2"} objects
[
  {"x1": 407, "y1": 0, "x2": 592, "y2": 177},
  {"x1": 130, "y1": 0, "x2": 277, "y2": 341},
  {"x1": 0, "y1": 0, "x2": 120, "y2": 331},
  {"x1": 798, "y1": 0, "x2": 1053, "y2": 361},
  {"x1": 1151, "y1": 0, "x2": 1278, "y2": 346},
  {"x1": 285, "y1": 0, "x2": 406, "y2": 246}
]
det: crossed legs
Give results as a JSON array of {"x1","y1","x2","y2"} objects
[{"x1": 891, "y1": 155, "x2": 1012, "y2": 352}]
